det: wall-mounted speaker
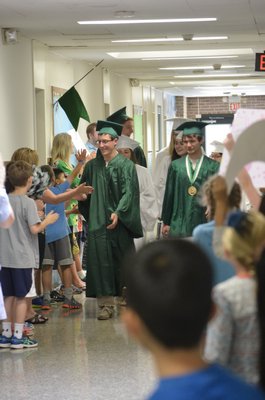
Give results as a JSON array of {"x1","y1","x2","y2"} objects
[
  {"x1": 130, "y1": 78, "x2": 140, "y2": 87},
  {"x1": 1, "y1": 28, "x2": 18, "y2": 45}
]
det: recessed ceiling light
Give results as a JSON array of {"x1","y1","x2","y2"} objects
[
  {"x1": 78, "y1": 17, "x2": 217, "y2": 25},
  {"x1": 194, "y1": 85, "x2": 257, "y2": 89},
  {"x1": 193, "y1": 36, "x2": 228, "y2": 40},
  {"x1": 108, "y1": 49, "x2": 253, "y2": 59},
  {"x1": 173, "y1": 73, "x2": 254, "y2": 78},
  {"x1": 111, "y1": 36, "x2": 226, "y2": 43},
  {"x1": 160, "y1": 65, "x2": 245, "y2": 70},
  {"x1": 142, "y1": 56, "x2": 239, "y2": 61},
  {"x1": 112, "y1": 38, "x2": 184, "y2": 43}
]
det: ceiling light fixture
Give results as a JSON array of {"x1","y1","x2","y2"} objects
[
  {"x1": 108, "y1": 48, "x2": 253, "y2": 59},
  {"x1": 112, "y1": 38, "x2": 184, "y2": 43},
  {"x1": 193, "y1": 36, "x2": 228, "y2": 40},
  {"x1": 160, "y1": 65, "x2": 245, "y2": 70},
  {"x1": 112, "y1": 35, "x2": 227, "y2": 43},
  {"x1": 194, "y1": 85, "x2": 257, "y2": 90},
  {"x1": 173, "y1": 73, "x2": 254, "y2": 78},
  {"x1": 142, "y1": 55, "x2": 239, "y2": 61},
  {"x1": 78, "y1": 17, "x2": 217, "y2": 25}
]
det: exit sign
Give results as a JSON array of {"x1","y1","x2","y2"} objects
[{"x1": 255, "y1": 52, "x2": 265, "y2": 71}]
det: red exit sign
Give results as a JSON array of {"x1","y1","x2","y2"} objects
[{"x1": 255, "y1": 52, "x2": 265, "y2": 71}]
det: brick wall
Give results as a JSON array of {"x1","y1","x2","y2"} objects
[
  {"x1": 175, "y1": 96, "x2": 184, "y2": 117},
  {"x1": 175, "y1": 95, "x2": 265, "y2": 119}
]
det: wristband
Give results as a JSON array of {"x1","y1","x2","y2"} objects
[{"x1": 78, "y1": 160, "x2": 85, "y2": 164}]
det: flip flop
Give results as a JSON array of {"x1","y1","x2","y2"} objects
[{"x1": 25, "y1": 313, "x2": 48, "y2": 324}]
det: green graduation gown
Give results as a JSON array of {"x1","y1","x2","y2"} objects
[
  {"x1": 78, "y1": 152, "x2": 143, "y2": 297},
  {"x1": 161, "y1": 155, "x2": 219, "y2": 237}
]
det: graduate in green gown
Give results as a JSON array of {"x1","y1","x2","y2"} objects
[
  {"x1": 107, "y1": 107, "x2": 147, "y2": 167},
  {"x1": 78, "y1": 122, "x2": 143, "y2": 320},
  {"x1": 161, "y1": 122, "x2": 219, "y2": 238}
]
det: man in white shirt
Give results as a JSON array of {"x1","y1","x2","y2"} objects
[{"x1": 85, "y1": 122, "x2": 98, "y2": 156}]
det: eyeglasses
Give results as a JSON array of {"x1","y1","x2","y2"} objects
[{"x1": 96, "y1": 139, "x2": 114, "y2": 145}]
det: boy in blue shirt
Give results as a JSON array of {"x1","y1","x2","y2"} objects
[
  {"x1": 42, "y1": 151, "x2": 93, "y2": 310},
  {"x1": 122, "y1": 239, "x2": 265, "y2": 400}
]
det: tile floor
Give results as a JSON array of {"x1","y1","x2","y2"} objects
[{"x1": 0, "y1": 295, "x2": 156, "y2": 400}]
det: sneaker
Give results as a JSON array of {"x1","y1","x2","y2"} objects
[
  {"x1": 32, "y1": 296, "x2": 43, "y2": 308},
  {"x1": 23, "y1": 322, "x2": 34, "y2": 337},
  {"x1": 50, "y1": 290, "x2": 64, "y2": 303},
  {"x1": 0, "y1": 334, "x2": 12, "y2": 348},
  {"x1": 62, "y1": 297, "x2": 82, "y2": 309},
  {"x1": 117, "y1": 297, "x2": 127, "y2": 307},
  {"x1": 41, "y1": 299, "x2": 52, "y2": 310},
  {"x1": 24, "y1": 322, "x2": 34, "y2": 330},
  {"x1": 97, "y1": 305, "x2": 114, "y2": 320},
  {"x1": 10, "y1": 336, "x2": 38, "y2": 349}
]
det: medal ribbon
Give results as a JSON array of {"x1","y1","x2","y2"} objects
[{"x1": 185, "y1": 155, "x2": 204, "y2": 185}]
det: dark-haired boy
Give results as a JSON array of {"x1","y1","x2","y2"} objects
[
  {"x1": 0, "y1": 160, "x2": 58, "y2": 349},
  {"x1": 122, "y1": 239, "x2": 265, "y2": 399}
]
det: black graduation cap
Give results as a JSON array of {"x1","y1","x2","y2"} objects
[
  {"x1": 176, "y1": 121, "x2": 208, "y2": 136},
  {"x1": 96, "y1": 120, "x2": 123, "y2": 137},
  {"x1": 107, "y1": 107, "x2": 128, "y2": 124}
]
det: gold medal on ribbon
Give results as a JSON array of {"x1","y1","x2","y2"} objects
[{"x1": 188, "y1": 185, "x2": 197, "y2": 196}]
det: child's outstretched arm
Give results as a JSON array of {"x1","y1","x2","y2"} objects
[
  {"x1": 224, "y1": 133, "x2": 261, "y2": 210},
  {"x1": 0, "y1": 189, "x2": 14, "y2": 228},
  {"x1": 67, "y1": 149, "x2": 88, "y2": 185},
  {"x1": 30, "y1": 211, "x2": 59, "y2": 234},
  {"x1": 212, "y1": 175, "x2": 229, "y2": 259},
  {"x1": 41, "y1": 183, "x2": 93, "y2": 204}
]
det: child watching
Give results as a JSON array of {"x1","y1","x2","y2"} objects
[
  {"x1": 204, "y1": 209, "x2": 265, "y2": 384},
  {"x1": 0, "y1": 160, "x2": 58, "y2": 349},
  {"x1": 42, "y1": 151, "x2": 93, "y2": 310},
  {"x1": 122, "y1": 239, "x2": 265, "y2": 399}
]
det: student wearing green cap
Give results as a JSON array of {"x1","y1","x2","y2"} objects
[
  {"x1": 107, "y1": 107, "x2": 147, "y2": 167},
  {"x1": 78, "y1": 122, "x2": 143, "y2": 320},
  {"x1": 161, "y1": 122, "x2": 219, "y2": 238}
]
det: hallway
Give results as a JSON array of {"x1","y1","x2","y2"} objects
[{"x1": 0, "y1": 295, "x2": 156, "y2": 400}]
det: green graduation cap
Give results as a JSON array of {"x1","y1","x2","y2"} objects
[
  {"x1": 176, "y1": 121, "x2": 208, "y2": 136},
  {"x1": 107, "y1": 107, "x2": 129, "y2": 124},
  {"x1": 96, "y1": 120, "x2": 123, "y2": 137}
]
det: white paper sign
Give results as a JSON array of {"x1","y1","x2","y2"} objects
[
  {"x1": 67, "y1": 129, "x2": 87, "y2": 152},
  {"x1": 219, "y1": 109, "x2": 265, "y2": 191}
]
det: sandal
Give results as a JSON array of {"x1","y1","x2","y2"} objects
[{"x1": 25, "y1": 313, "x2": 48, "y2": 324}]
